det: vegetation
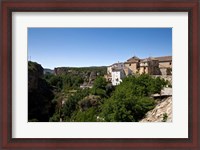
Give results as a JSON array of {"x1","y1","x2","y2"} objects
[
  {"x1": 162, "y1": 113, "x2": 168, "y2": 122},
  {"x1": 100, "y1": 75, "x2": 166, "y2": 122},
  {"x1": 28, "y1": 61, "x2": 169, "y2": 122}
]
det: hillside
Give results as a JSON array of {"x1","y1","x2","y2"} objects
[
  {"x1": 54, "y1": 66, "x2": 107, "y2": 75},
  {"x1": 28, "y1": 61, "x2": 172, "y2": 122},
  {"x1": 53, "y1": 66, "x2": 107, "y2": 87}
]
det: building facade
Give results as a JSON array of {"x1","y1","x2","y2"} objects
[
  {"x1": 155, "y1": 56, "x2": 172, "y2": 75},
  {"x1": 124, "y1": 56, "x2": 140, "y2": 74},
  {"x1": 138, "y1": 58, "x2": 160, "y2": 75},
  {"x1": 107, "y1": 55, "x2": 172, "y2": 86},
  {"x1": 111, "y1": 68, "x2": 126, "y2": 86},
  {"x1": 124, "y1": 55, "x2": 172, "y2": 75}
]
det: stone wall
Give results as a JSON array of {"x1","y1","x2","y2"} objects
[
  {"x1": 125, "y1": 63, "x2": 138, "y2": 74},
  {"x1": 159, "y1": 62, "x2": 172, "y2": 68}
]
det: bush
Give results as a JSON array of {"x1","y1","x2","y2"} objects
[
  {"x1": 162, "y1": 113, "x2": 168, "y2": 122},
  {"x1": 71, "y1": 108, "x2": 98, "y2": 122},
  {"x1": 100, "y1": 74, "x2": 166, "y2": 122},
  {"x1": 49, "y1": 113, "x2": 60, "y2": 122},
  {"x1": 91, "y1": 77, "x2": 108, "y2": 97}
]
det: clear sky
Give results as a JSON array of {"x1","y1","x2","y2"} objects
[{"x1": 28, "y1": 28, "x2": 172, "y2": 69}]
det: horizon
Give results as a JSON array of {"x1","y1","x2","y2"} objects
[
  {"x1": 30, "y1": 54, "x2": 172, "y2": 70},
  {"x1": 28, "y1": 28, "x2": 172, "y2": 69}
]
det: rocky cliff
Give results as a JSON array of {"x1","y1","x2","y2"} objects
[
  {"x1": 139, "y1": 96, "x2": 172, "y2": 122},
  {"x1": 28, "y1": 61, "x2": 44, "y2": 90},
  {"x1": 28, "y1": 61, "x2": 55, "y2": 122}
]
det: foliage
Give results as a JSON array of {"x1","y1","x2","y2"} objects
[
  {"x1": 162, "y1": 113, "x2": 168, "y2": 122},
  {"x1": 62, "y1": 74, "x2": 84, "y2": 90},
  {"x1": 78, "y1": 95, "x2": 101, "y2": 111},
  {"x1": 30, "y1": 61, "x2": 169, "y2": 122},
  {"x1": 48, "y1": 75, "x2": 63, "y2": 90},
  {"x1": 49, "y1": 113, "x2": 60, "y2": 122},
  {"x1": 44, "y1": 74, "x2": 84, "y2": 91},
  {"x1": 100, "y1": 74, "x2": 167, "y2": 122},
  {"x1": 71, "y1": 107, "x2": 98, "y2": 122},
  {"x1": 91, "y1": 77, "x2": 108, "y2": 98},
  {"x1": 62, "y1": 89, "x2": 90, "y2": 120},
  {"x1": 55, "y1": 66, "x2": 107, "y2": 76},
  {"x1": 101, "y1": 94, "x2": 155, "y2": 122}
]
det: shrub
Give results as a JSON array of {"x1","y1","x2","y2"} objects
[{"x1": 100, "y1": 74, "x2": 167, "y2": 122}]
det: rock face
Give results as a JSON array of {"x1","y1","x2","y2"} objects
[
  {"x1": 28, "y1": 61, "x2": 55, "y2": 122},
  {"x1": 78, "y1": 95, "x2": 101, "y2": 111},
  {"x1": 28, "y1": 61, "x2": 44, "y2": 90},
  {"x1": 140, "y1": 96, "x2": 172, "y2": 122},
  {"x1": 54, "y1": 67, "x2": 69, "y2": 75}
]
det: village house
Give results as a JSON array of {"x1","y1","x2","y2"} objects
[
  {"x1": 124, "y1": 56, "x2": 140, "y2": 74},
  {"x1": 155, "y1": 56, "x2": 172, "y2": 75},
  {"x1": 106, "y1": 62, "x2": 124, "y2": 82},
  {"x1": 124, "y1": 55, "x2": 172, "y2": 75},
  {"x1": 107, "y1": 62, "x2": 124, "y2": 74},
  {"x1": 107, "y1": 55, "x2": 172, "y2": 86},
  {"x1": 138, "y1": 57, "x2": 160, "y2": 75},
  {"x1": 124, "y1": 56, "x2": 160, "y2": 75},
  {"x1": 111, "y1": 68, "x2": 126, "y2": 86}
]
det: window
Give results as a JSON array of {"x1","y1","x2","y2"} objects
[
  {"x1": 129, "y1": 64, "x2": 131, "y2": 66},
  {"x1": 169, "y1": 62, "x2": 172, "y2": 65}
]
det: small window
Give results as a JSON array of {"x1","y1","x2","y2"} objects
[
  {"x1": 129, "y1": 64, "x2": 131, "y2": 66},
  {"x1": 169, "y1": 62, "x2": 172, "y2": 65}
]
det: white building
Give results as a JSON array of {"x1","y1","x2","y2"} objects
[
  {"x1": 111, "y1": 68, "x2": 126, "y2": 86},
  {"x1": 107, "y1": 62, "x2": 124, "y2": 75}
]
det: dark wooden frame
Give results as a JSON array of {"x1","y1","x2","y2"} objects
[{"x1": 0, "y1": 0, "x2": 199, "y2": 149}]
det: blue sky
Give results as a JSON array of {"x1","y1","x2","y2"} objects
[{"x1": 28, "y1": 28, "x2": 172, "y2": 69}]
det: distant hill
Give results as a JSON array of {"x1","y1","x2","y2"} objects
[
  {"x1": 53, "y1": 66, "x2": 107, "y2": 87},
  {"x1": 44, "y1": 68, "x2": 54, "y2": 75},
  {"x1": 54, "y1": 66, "x2": 107, "y2": 76}
]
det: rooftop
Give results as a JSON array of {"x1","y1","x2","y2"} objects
[
  {"x1": 126, "y1": 55, "x2": 172, "y2": 63},
  {"x1": 127, "y1": 56, "x2": 140, "y2": 62},
  {"x1": 154, "y1": 56, "x2": 172, "y2": 62}
]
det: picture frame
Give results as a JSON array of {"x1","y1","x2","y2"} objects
[{"x1": 0, "y1": 0, "x2": 199, "y2": 149}]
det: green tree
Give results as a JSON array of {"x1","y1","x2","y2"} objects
[
  {"x1": 71, "y1": 107, "x2": 98, "y2": 122},
  {"x1": 100, "y1": 74, "x2": 166, "y2": 122},
  {"x1": 48, "y1": 75, "x2": 63, "y2": 90},
  {"x1": 62, "y1": 89, "x2": 90, "y2": 120},
  {"x1": 91, "y1": 77, "x2": 107, "y2": 97}
]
